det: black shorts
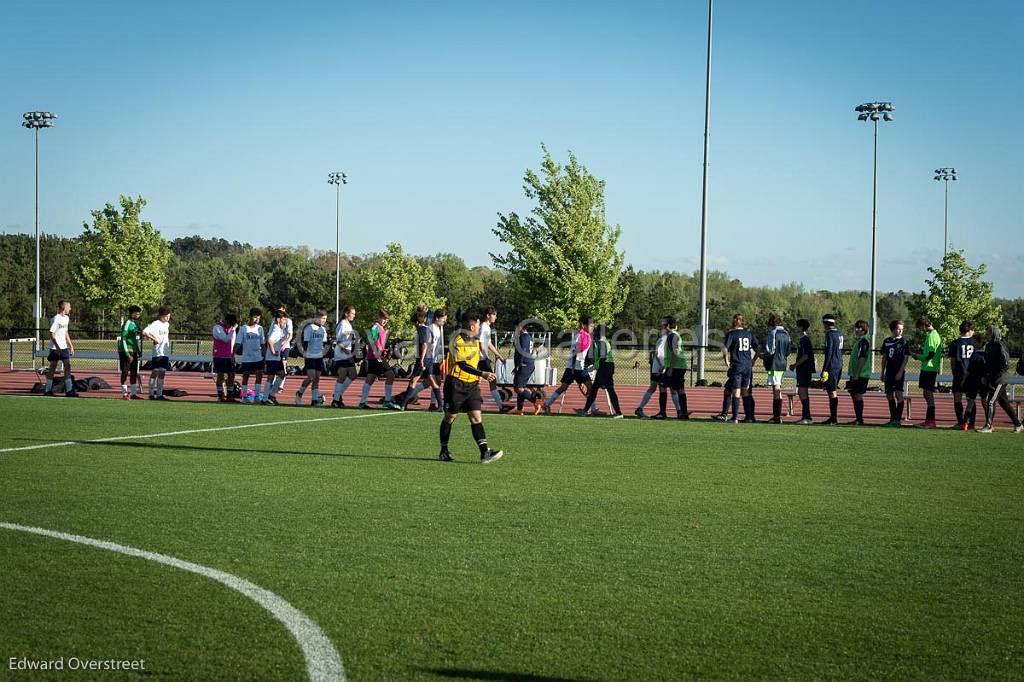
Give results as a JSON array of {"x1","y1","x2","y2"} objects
[
  {"x1": 119, "y1": 351, "x2": 141, "y2": 373},
  {"x1": 47, "y1": 348, "x2": 71, "y2": 364},
  {"x1": 951, "y1": 373, "x2": 966, "y2": 393},
  {"x1": 594, "y1": 363, "x2": 616, "y2": 389},
  {"x1": 304, "y1": 358, "x2": 325, "y2": 373},
  {"x1": 151, "y1": 356, "x2": 171, "y2": 371},
  {"x1": 847, "y1": 377, "x2": 869, "y2": 395},
  {"x1": 727, "y1": 367, "x2": 751, "y2": 391},
  {"x1": 659, "y1": 368, "x2": 685, "y2": 391},
  {"x1": 919, "y1": 371, "x2": 938, "y2": 391},
  {"x1": 367, "y1": 359, "x2": 391, "y2": 376},
  {"x1": 514, "y1": 363, "x2": 535, "y2": 389},
  {"x1": 334, "y1": 357, "x2": 356, "y2": 368},
  {"x1": 560, "y1": 368, "x2": 591, "y2": 385},
  {"x1": 478, "y1": 357, "x2": 493, "y2": 373},
  {"x1": 796, "y1": 371, "x2": 813, "y2": 388},
  {"x1": 444, "y1": 377, "x2": 482, "y2": 414},
  {"x1": 883, "y1": 376, "x2": 904, "y2": 393},
  {"x1": 281, "y1": 347, "x2": 291, "y2": 360},
  {"x1": 265, "y1": 360, "x2": 284, "y2": 375},
  {"x1": 822, "y1": 367, "x2": 841, "y2": 392},
  {"x1": 418, "y1": 361, "x2": 441, "y2": 381},
  {"x1": 242, "y1": 360, "x2": 264, "y2": 373},
  {"x1": 213, "y1": 357, "x2": 234, "y2": 374},
  {"x1": 964, "y1": 378, "x2": 983, "y2": 400}
]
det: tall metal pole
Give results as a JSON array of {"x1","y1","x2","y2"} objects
[
  {"x1": 943, "y1": 178, "x2": 948, "y2": 257},
  {"x1": 696, "y1": 0, "x2": 713, "y2": 381},
  {"x1": 34, "y1": 127, "x2": 41, "y2": 350},
  {"x1": 869, "y1": 119, "x2": 878, "y2": 371},
  {"x1": 334, "y1": 181, "x2": 341, "y2": 327}
]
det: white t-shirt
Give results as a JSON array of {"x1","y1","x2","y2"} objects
[
  {"x1": 303, "y1": 323, "x2": 327, "y2": 359},
  {"x1": 49, "y1": 314, "x2": 69, "y2": 350},
  {"x1": 266, "y1": 322, "x2": 287, "y2": 360},
  {"x1": 143, "y1": 319, "x2": 170, "y2": 357},
  {"x1": 479, "y1": 322, "x2": 492, "y2": 359},
  {"x1": 334, "y1": 320, "x2": 356, "y2": 360},
  {"x1": 239, "y1": 324, "x2": 266, "y2": 363},
  {"x1": 652, "y1": 333, "x2": 667, "y2": 374},
  {"x1": 430, "y1": 323, "x2": 445, "y2": 363}
]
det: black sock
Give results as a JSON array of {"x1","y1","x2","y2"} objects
[
  {"x1": 801, "y1": 397, "x2": 811, "y2": 420},
  {"x1": 608, "y1": 387, "x2": 622, "y2": 415},
  {"x1": 897, "y1": 400, "x2": 905, "y2": 421},
  {"x1": 659, "y1": 391, "x2": 667, "y2": 416},
  {"x1": 439, "y1": 419, "x2": 452, "y2": 450},
  {"x1": 854, "y1": 400, "x2": 864, "y2": 423},
  {"x1": 432, "y1": 388, "x2": 443, "y2": 406},
  {"x1": 829, "y1": 397, "x2": 838, "y2": 422},
  {"x1": 772, "y1": 398, "x2": 782, "y2": 420},
  {"x1": 731, "y1": 397, "x2": 740, "y2": 420},
  {"x1": 517, "y1": 392, "x2": 526, "y2": 410},
  {"x1": 721, "y1": 393, "x2": 730, "y2": 416},
  {"x1": 954, "y1": 401, "x2": 964, "y2": 424},
  {"x1": 887, "y1": 398, "x2": 896, "y2": 421},
  {"x1": 926, "y1": 405, "x2": 936, "y2": 422},
  {"x1": 583, "y1": 387, "x2": 597, "y2": 413},
  {"x1": 743, "y1": 396, "x2": 754, "y2": 421},
  {"x1": 678, "y1": 393, "x2": 688, "y2": 419},
  {"x1": 471, "y1": 421, "x2": 488, "y2": 456}
]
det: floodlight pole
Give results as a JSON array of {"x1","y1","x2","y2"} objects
[
  {"x1": 696, "y1": 0, "x2": 713, "y2": 382},
  {"x1": 334, "y1": 180, "x2": 340, "y2": 326},
  {"x1": 869, "y1": 117, "x2": 878, "y2": 372},
  {"x1": 933, "y1": 168, "x2": 956, "y2": 256},
  {"x1": 34, "y1": 126, "x2": 40, "y2": 349}
]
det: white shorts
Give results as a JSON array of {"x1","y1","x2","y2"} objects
[{"x1": 766, "y1": 370, "x2": 786, "y2": 387}]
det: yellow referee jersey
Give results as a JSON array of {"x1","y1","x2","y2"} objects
[{"x1": 448, "y1": 332, "x2": 481, "y2": 383}]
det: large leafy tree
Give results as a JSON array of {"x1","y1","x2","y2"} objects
[
  {"x1": 491, "y1": 145, "x2": 627, "y2": 330},
  {"x1": 911, "y1": 249, "x2": 1003, "y2": 345},
  {"x1": 346, "y1": 243, "x2": 444, "y2": 338},
  {"x1": 75, "y1": 196, "x2": 171, "y2": 319}
]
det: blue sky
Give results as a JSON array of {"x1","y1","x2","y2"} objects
[{"x1": 2, "y1": 1, "x2": 1022, "y2": 295}]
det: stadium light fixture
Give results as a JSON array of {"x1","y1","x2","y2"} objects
[
  {"x1": 855, "y1": 101, "x2": 895, "y2": 370},
  {"x1": 22, "y1": 111, "x2": 59, "y2": 356},
  {"x1": 327, "y1": 171, "x2": 348, "y2": 328},
  {"x1": 933, "y1": 167, "x2": 958, "y2": 256},
  {"x1": 696, "y1": 0, "x2": 714, "y2": 383}
]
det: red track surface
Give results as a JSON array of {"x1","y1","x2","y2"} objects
[{"x1": 2, "y1": 368, "x2": 1018, "y2": 428}]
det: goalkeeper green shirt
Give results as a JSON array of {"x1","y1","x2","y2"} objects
[
  {"x1": 916, "y1": 329, "x2": 942, "y2": 373},
  {"x1": 118, "y1": 319, "x2": 142, "y2": 354}
]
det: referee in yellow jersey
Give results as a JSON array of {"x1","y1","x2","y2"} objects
[{"x1": 440, "y1": 312, "x2": 504, "y2": 463}]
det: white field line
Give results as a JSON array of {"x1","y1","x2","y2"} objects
[
  {"x1": 0, "y1": 521, "x2": 345, "y2": 682},
  {"x1": 0, "y1": 410, "x2": 406, "y2": 454}
]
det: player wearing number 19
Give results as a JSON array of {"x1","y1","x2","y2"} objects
[
  {"x1": 439, "y1": 312, "x2": 504, "y2": 463},
  {"x1": 722, "y1": 315, "x2": 760, "y2": 424}
]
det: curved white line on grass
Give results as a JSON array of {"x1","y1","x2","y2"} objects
[
  {"x1": 0, "y1": 409, "x2": 406, "y2": 454},
  {"x1": 0, "y1": 521, "x2": 345, "y2": 682}
]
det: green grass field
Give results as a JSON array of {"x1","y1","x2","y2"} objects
[{"x1": 1, "y1": 395, "x2": 1021, "y2": 681}]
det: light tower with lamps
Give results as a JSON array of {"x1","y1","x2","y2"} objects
[
  {"x1": 854, "y1": 101, "x2": 894, "y2": 369},
  {"x1": 933, "y1": 167, "x2": 958, "y2": 256},
  {"x1": 22, "y1": 111, "x2": 59, "y2": 353},
  {"x1": 327, "y1": 171, "x2": 348, "y2": 327}
]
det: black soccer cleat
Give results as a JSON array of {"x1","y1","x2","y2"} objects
[
  {"x1": 439, "y1": 449, "x2": 454, "y2": 462},
  {"x1": 480, "y1": 449, "x2": 504, "y2": 464}
]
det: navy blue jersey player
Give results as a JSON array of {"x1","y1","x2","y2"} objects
[
  {"x1": 949, "y1": 321, "x2": 978, "y2": 428},
  {"x1": 721, "y1": 314, "x2": 760, "y2": 423},
  {"x1": 820, "y1": 314, "x2": 844, "y2": 425}
]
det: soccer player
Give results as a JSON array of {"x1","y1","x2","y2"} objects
[
  {"x1": 845, "y1": 320, "x2": 871, "y2": 425},
  {"x1": 295, "y1": 309, "x2": 328, "y2": 406},
  {"x1": 400, "y1": 305, "x2": 439, "y2": 410},
  {"x1": 118, "y1": 305, "x2": 144, "y2": 400},
  {"x1": 635, "y1": 324, "x2": 667, "y2": 418},
  {"x1": 819, "y1": 314, "x2": 843, "y2": 425},
  {"x1": 262, "y1": 308, "x2": 289, "y2": 405},
  {"x1": 579, "y1": 324, "x2": 624, "y2": 418},
  {"x1": 142, "y1": 306, "x2": 172, "y2": 400},
  {"x1": 789, "y1": 319, "x2": 815, "y2": 424},
  {"x1": 913, "y1": 316, "x2": 942, "y2": 428},
  {"x1": 949, "y1": 321, "x2": 977, "y2": 428},
  {"x1": 275, "y1": 306, "x2": 294, "y2": 392},
  {"x1": 359, "y1": 309, "x2": 397, "y2": 409},
  {"x1": 542, "y1": 316, "x2": 595, "y2": 415},
  {"x1": 512, "y1": 321, "x2": 542, "y2": 414},
  {"x1": 44, "y1": 299, "x2": 77, "y2": 397},
  {"x1": 479, "y1": 306, "x2": 510, "y2": 412},
  {"x1": 961, "y1": 336, "x2": 986, "y2": 431},
  {"x1": 657, "y1": 317, "x2": 689, "y2": 420},
  {"x1": 212, "y1": 313, "x2": 239, "y2": 402},
  {"x1": 880, "y1": 319, "x2": 910, "y2": 426},
  {"x1": 239, "y1": 308, "x2": 266, "y2": 403},
  {"x1": 763, "y1": 314, "x2": 791, "y2": 424},
  {"x1": 331, "y1": 305, "x2": 359, "y2": 408},
  {"x1": 426, "y1": 309, "x2": 448, "y2": 410},
  {"x1": 977, "y1": 325, "x2": 1024, "y2": 433},
  {"x1": 722, "y1": 314, "x2": 760, "y2": 424},
  {"x1": 438, "y1": 312, "x2": 504, "y2": 463}
]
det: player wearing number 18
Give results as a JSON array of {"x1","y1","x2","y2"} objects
[
  {"x1": 439, "y1": 312, "x2": 504, "y2": 463},
  {"x1": 949, "y1": 321, "x2": 977, "y2": 429}
]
